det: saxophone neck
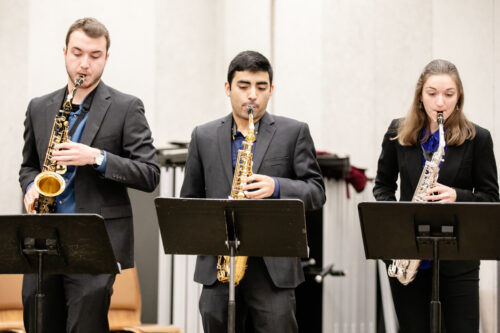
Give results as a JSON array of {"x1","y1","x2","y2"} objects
[
  {"x1": 437, "y1": 111, "x2": 446, "y2": 150},
  {"x1": 246, "y1": 106, "x2": 256, "y2": 143},
  {"x1": 437, "y1": 111, "x2": 444, "y2": 125},
  {"x1": 63, "y1": 75, "x2": 85, "y2": 110}
]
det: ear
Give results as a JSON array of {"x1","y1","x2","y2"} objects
[
  {"x1": 269, "y1": 84, "x2": 274, "y2": 97},
  {"x1": 63, "y1": 47, "x2": 67, "y2": 56},
  {"x1": 224, "y1": 81, "x2": 231, "y2": 96}
]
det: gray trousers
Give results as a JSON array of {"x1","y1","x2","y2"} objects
[
  {"x1": 22, "y1": 273, "x2": 115, "y2": 333},
  {"x1": 199, "y1": 257, "x2": 298, "y2": 333}
]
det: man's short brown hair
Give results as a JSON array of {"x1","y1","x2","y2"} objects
[{"x1": 66, "y1": 17, "x2": 110, "y2": 51}]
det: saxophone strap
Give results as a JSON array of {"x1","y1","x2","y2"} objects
[{"x1": 64, "y1": 86, "x2": 98, "y2": 139}]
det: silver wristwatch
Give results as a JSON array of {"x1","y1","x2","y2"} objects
[{"x1": 93, "y1": 150, "x2": 105, "y2": 168}]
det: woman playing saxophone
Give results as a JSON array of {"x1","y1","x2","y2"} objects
[{"x1": 373, "y1": 59, "x2": 499, "y2": 333}]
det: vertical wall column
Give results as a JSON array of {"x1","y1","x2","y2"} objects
[{"x1": 0, "y1": 0, "x2": 29, "y2": 214}]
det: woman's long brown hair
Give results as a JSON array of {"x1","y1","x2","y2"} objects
[{"x1": 395, "y1": 59, "x2": 475, "y2": 146}]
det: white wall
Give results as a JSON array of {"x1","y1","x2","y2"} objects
[
  {"x1": 154, "y1": 0, "x2": 272, "y2": 145},
  {"x1": 2, "y1": 0, "x2": 500, "y2": 331},
  {"x1": 25, "y1": 0, "x2": 157, "y2": 116},
  {"x1": 0, "y1": 0, "x2": 29, "y2": 213},
  {"x1": 4, "y1": 0, "x2": 500, "y2": 205}
]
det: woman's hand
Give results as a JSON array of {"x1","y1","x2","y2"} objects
[{"x1": 425, "y1": 183, "x2": 457, "y2": 203}]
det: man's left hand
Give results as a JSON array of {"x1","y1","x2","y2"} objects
[
  {"x1": 52, "y1": 141, "x2": 101, "y2": 166},
  {"x1": 242, "y1": 174, "x2": 275, "y2": 199}
]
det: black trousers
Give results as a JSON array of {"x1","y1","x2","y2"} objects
[
  {"x1": 389, "y1": 266, "x2": 479, "y2": 333},
  {"x1": 22, "y1": 273, "x2": 116, "y2": 333},
  {"x1": 199, "y1": 257, "x2": 298, "y2": 333}
]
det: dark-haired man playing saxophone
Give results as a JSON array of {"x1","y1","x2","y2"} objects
[
  {"x1": 19, "y1": 17, "x2": 159, "y2": 332},
  {"x1": 180, "y1": 50, "x2": 325, "y2": 333}
]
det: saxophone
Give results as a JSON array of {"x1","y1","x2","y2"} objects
[
  {"x1": 387, "y1": 111, "x2": 445, "y2": 285},
  {"x1": 31, "y1": 75, "x2": 85, "y2": 213},
  {"x1": 216, "y1": 105, "x2": 255, "y2": 285}
]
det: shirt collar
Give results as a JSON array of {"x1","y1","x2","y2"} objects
[
  {"x1": 231, "y1": 117, "x2": 260, "y2": 140},
  {"x1": 420, "y1": 128, "x2": 441, "y2": 157}
]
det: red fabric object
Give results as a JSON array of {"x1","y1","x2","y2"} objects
[
  {"x1": 315, "y1": 150, "x2": 331, "y2": 155},
  {"x1": 314, "y1": 151, "x2": 371, "y2": 198},
  {"x1": 345, "y1": 166, "x2": 369, "y2": 198}
]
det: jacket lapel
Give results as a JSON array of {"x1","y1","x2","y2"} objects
[
  {"x1": 405, "y1": 141, "x2": 464, "y2": 191},
  {"x1": 403, "y1": 145, "x2": 423, "y2": 192},
  {"x1": 438, "y1": 145, "x2": 463, "y2": 185},
  {"x1": 217, "y1": 113, "x2": 234, "y2": 186},
  {"x1": 253, "y1": 112, "x2": 276, "y2": 173},
  {"x1": 80, "y1": 81, "x2": 111, "y2": 146}
]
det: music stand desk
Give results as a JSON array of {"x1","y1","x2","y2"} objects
[
  {"x1": 0, "y1": 214, "x2": 119, "y2": 333},
  {"x1": 358, "y1": 202, "x2": 500, "y2": 333},
  {"x1": 155, "y1": 197, "x2": 308, "y2": 333}
]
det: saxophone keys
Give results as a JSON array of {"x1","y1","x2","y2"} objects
[{"x1": 387, "y1": 264, "x2": 397, "y2": 277}]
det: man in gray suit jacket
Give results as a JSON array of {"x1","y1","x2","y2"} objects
[
  {"x1": 180, "y1": 50, "x2": 325, "y2": 333},
  {"x1": 19, "y1": 18, "x2": 160, "y2": 333}
]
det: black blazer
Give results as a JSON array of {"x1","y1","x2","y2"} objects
[
  {"x1": 180, "y1": 112, "x2": 326, "y2": 288},
  {"x1": 373, "y1": 118, "x2": 499, "y2": 276},
  {"x1": 19, "y1": 82, "x2": 160, "y2": 269}
]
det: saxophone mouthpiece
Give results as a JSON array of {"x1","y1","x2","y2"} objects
[
  {"x1": 76, "y1": 75, "x2": 85, "y2": 85},
  {"x1": 437, "y1": 111, "x2": 444, "y2": 125},
  {"x1": 247, "y1": 105, "x2": 254, "y2": 115}
]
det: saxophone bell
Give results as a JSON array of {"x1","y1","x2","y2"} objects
[{"x1": 34, "y1": 171, "x2": 66, "y2": 197}]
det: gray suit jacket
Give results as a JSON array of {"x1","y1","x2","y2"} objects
[
  {"x1": 180, "y1": 112, "x2": 326, "y2": 288},
  {"x1": 19, "y1": 82, "x2": 160, "y2": 269}
]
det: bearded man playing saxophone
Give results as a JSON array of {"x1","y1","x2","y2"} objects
[{"x1": 19, "y1": 17, "x2": 159, "y2": 332}]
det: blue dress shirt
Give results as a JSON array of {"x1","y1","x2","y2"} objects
[
  {"x1": 231, "y1": 125, "x2": 280, "y2": 198},
  {"x1": 55, "y1": 102, "x2": 106, "y2": 213}
]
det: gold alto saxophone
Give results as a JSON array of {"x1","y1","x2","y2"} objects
[
  {"x1": 387, "y1": 111, "x2": 446, "y2": 285},
  {"x1": 216, "y1": 105, "x2": 256, "y2": 285},
  {"x1": 31, "y1": 75, "x2": 85, "y2": 213}
]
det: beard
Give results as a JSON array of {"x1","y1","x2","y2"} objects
[{"x1": 67, "y1": 69, "x2": 103, "y2": 90}]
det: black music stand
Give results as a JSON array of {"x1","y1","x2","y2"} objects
[
  {"x1": 358, "y1": 202, "x2": 500, "y2": 333},
  {"x1": 155, "y1": 197, "x2": 308, "y2": 333},
  {"x1": 0, "y1": 214, "x2": 119, "y2": 333}
]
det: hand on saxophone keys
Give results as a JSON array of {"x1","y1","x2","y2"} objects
[
  {"x1": 241, "y1": 174, "x2": 275, "y2": 199},
  {"x1": 424, "y1": 182, "x2": 457, "y2": 203},
  {"x1": 52, "y1": 141, "x2": 101, "y2": 166}
]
